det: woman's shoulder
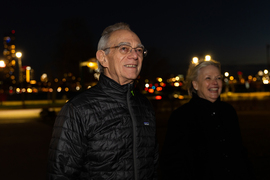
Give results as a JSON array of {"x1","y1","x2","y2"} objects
[
  {"x1": 169, "y1": 101, "x2": 195, "y2": 121},
  {"x1": 173, "y1": 101, "x2": 194, "y2": 113}
]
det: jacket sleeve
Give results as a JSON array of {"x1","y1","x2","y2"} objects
[
  {"x1": 47, "y1": 103, "x2": 87, "y2": 180},
  {"x1": 153, "y1": 134, "x2": 159, "y2": 180}
]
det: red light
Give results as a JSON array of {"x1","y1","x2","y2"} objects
[
  {"x1": 144, "y1": 87, "x2": 148, "y2": 91},
  {"x1": 156, "y1": 87, "x2": 162, "y2": 91},
  {"x1": 155, "y1": 95, "x2": 162, "y2": 100},
  {"x1": 148, "y1": 89, "x2": 154, "y2": 93},
  {"x1": 11, "y1": 30, "x2": 15, "y2": 34},
  {"x1": 160, "y1": 82, "x2": 166, "y2": 87}
]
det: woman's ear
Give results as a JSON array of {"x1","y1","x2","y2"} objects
[
  {"x1": 96, "y1": 50, "x2": 108, "y2": 68},
  {"x1": 192, "y1": 81, "x2": 198, "y2": 91}
]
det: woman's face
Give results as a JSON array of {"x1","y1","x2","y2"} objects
[{"x1": 192, "y1": 65, "x2": 222, "y2": 103}]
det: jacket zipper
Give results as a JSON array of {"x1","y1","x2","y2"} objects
[{"x1": 127, "y1": 84, "x2": 138, "y2": 180}]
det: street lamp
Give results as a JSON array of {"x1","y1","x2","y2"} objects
[
  {"x1": 192, "y1": 57, "x2": 198, "y2": 64},
  {"x1": 205, "y1": 55, "x2": 211, "y2": 61},
  {"x1": 192, "y1": 55, "x2": 212, "y2": 65},
  {"x1": 0, "y1": 60, "x2": 6, "y2": 68},
  {"x1": 15, "y1": 52, "x2": 25, "y2": 108},
  {"x1": 16, "y1": 52, "x2": 22, "y2": 83},
  {"x1": 224, "y1": 72, "x2": 230, "y2": 93}
]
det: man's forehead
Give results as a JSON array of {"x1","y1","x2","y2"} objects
[
  {"x1": 109, "y1": 29, "x2": 141, "y2": 45},
  {"x1": 117, "y1": 42, "x2": 144, "y2": 47}
]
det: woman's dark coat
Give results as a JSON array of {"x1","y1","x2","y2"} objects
[{"x1": 161, "y1": 93, "x2": 254, "y2": 180}]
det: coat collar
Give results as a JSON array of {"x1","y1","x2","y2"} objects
[
  {"x1": 191, "y1": 93, "x2": 221, "y2": 110},
  {"x1": 97, "y1": 73, "x2": 135, "y2": 100}
]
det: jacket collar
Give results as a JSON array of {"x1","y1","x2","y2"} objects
[
  {"x1": 191, "y1": 92, "x2": 221, "y2": 110},
  {"x1": 98, "y1": 73, "x2": 134, "y2": 99}
]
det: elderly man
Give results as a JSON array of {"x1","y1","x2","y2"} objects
[{"x1": 47, "y1": 22, "x2": 158, "y2": 180}]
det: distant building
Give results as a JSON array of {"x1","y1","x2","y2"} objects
[{"x1": 2, "y1": 30, "x2": 17, "y2": 85}]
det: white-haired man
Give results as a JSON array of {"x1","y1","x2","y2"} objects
[{"x1": 47, "y1": 22, "x2": 158, "y2": 180}]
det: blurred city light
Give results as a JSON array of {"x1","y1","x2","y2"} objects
[
  {"x1": 157, "y1": 77, "x2": 162, "y2": 82},
  {"x1": 87, "y1": 62, "x2": 98, "y2": 70},
  {"x1": 0, "y1": 60, "x2": 6, "y2": 68},
  {"x1": 173, "y1": 94, "x2": 178, "y2": 98},
  {"x1": 15, "y1": 52, "x2": 22, "y2": 58},
  {"x1": 41, "y1": 73, "x2": 48, "y2": 82},
  {"x1": 174, "y1": 82, "x2": 180, "y2": 87},
  {"x1": 148, "y1": 89, "x2": 154, "y2": 93},
  {"x1": 263, "y1": 79, "x2": 269, "y2": 84},
  {"x1": 192, "y1": 57, "x2": 198, "y2": 64},
  {"x1": 26, "y1": 66, "x2": 31, "y2": 82},
  {"x1": 57, "y1": 87, "x2": 62, "y2": 92},
  {"x1": 155, "y1": 95, "x2": 162, "y2": 100},
  {"x1": 160, "y1": 82, "x2": 166, "y2": 87},
  {"x1": 27, "y1": 88, "x2": 32, "y2": 93},
  {"x1": 178, "y1": 95, "x2": 184, "y2": 99},
  {"x1": 16, "y1": 51, "x2": 23, "y2": 83},
  {"x1": 205, "y1": 55, "x2": 211, "y2": 61},
  {"x1": 224, "y1": 72, "x2": 229, "y2": 77},
  {"x1": 156, "y1": 87, "x2": 162, "y2": 91},
  {"x1": 30, "y1": 80, "x2": 36, "y2": 84}
]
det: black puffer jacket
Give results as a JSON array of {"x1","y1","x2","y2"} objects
[{"x1": 47, "y1": 74, "x2": 158, "y2": 180}]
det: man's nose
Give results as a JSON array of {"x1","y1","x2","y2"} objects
[{"x1": 129, "y1": 48, "x2": 139, "y2": 59}]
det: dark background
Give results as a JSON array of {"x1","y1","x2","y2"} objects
[{"x1": 1, "y1": 0, "x2": 270, "y2": 79}]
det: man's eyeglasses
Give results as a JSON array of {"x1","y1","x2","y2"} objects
[{"x1": 103, "y1": 45, "x2": 148, "y2": 57}]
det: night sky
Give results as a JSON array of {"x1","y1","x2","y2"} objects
[{"x1": 1, "y1": 0, "x2": 270, "y2": 78}]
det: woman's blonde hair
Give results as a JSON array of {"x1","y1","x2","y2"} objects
[{"x1": 184, "y1": 59, "x2": 221, "y2": 96}]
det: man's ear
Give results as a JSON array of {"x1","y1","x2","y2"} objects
[
  {"x1": 96, "y1": 50, "x2": 108, "y2": 68},
  {"x1": 192, "y1": 81, "x2": 198, "y2": 91}
]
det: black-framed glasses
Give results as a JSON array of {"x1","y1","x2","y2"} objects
[{"x1": 103, "y1": 44, "x2": 148, "y2": 57}]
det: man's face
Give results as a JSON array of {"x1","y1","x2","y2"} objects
[
  {"x1": 103, "y1": 29, "x2": 143, "y2": 85},
  {"x1": 192, "y1": 65, "x2": 222, "y2": 103}
]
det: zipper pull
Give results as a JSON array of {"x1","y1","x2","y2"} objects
[{"x1": 131, "y1": 90, "x2": 134, "y2": 96}]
